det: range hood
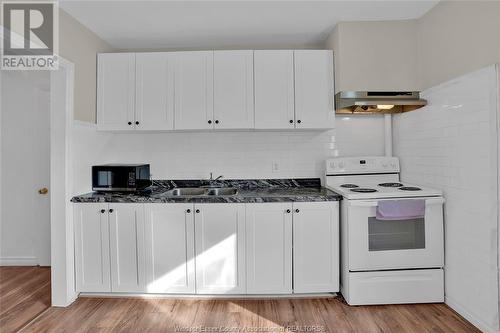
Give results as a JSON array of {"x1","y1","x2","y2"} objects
[{"x1": 335, "y1": 91, "x2": 427, "y2": 114}]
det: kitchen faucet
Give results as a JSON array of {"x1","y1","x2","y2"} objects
[{"x1": 209, "y1": 172, "x2": 224, "y2": 181}]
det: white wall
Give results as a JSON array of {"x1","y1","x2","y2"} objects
[
  {"x1": 393, "y1": 66, "x2": 499, "y2": 332},
  {"x1": 72, "y1": 117, "x2": 385, "y2": 194},
  {"x1": 1, "y1": 71, "x2": 51, "y2": 266}
]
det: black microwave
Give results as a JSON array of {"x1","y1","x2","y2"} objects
[{"x1": 92, "y1": 164, "x2": 151, "y2": 192}]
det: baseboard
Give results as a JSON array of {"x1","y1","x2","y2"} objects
[
  {"x1": 79, "y1": 292, "x2": 337, "y2": 300},
  {"x1": 0, "y1": 256, "x2": 38, "y2": 266},
  {"x1": 445, "y1": 296, "x2": 500, "y2": 333}
]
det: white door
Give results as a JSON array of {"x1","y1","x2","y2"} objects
[
  {"x1": 347, "y1": 198, "x2": 444, "y2": 271},
  {"x1": 144, "y1": 203, "x2": 195, "y2": 293},
  {"x1": 109, "y1": 203, "x2": 146, "y2": 292},
  {"x1": 246, "y1": 203, "x2": 292, "y2": 294},
  {"x1": 97, "y1": 53, "x2": 136, "y2": 131},
  {"x1": 174, "y1": 51, "x2": 214, "y2": 130},
  {"x1": 135, "y1": 53, "x2": 175, "y2": 130},
  {"x1": 294, "y1": 50, "x2": 335, "y2": 129},
  {"x1": 293, "y1": 201, "x2": 339, "y2": 293},
  {"x1": 74, "y1": 203, "x2": 111, "y2": 292},
  {"x1": 254, "y1": 50, "x2": 295, "y2": 129},
  {"x1": 213, "y1": 51, "x2": 254, "y2": 129},
  {"x1": 194, "y1": 203, "x2": 246, "y2": 294}
]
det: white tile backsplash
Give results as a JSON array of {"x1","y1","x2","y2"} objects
[{"x1": 393, "y1": 65, "x2": 499, "y2": 331}]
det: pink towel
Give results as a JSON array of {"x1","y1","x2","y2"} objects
[{"x1": 376, "y1": 200, "x2": 425, "y2": 220}]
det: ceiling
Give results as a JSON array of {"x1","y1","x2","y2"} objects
[{"x1": 60, "y1": 1, "x2": 439, "y2": 50}]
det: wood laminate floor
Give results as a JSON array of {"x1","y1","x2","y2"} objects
[
  {"x1": 0, "y1": 266, "x2": 51, "y2": 333},
  {"x1": 1, "y1": 267, "x2": 479, "y2": 333}
]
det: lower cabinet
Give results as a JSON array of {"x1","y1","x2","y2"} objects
[
  {"x1": 108, "y1": 203, "x2": 146, "y2": 292},
  {"x1": 74, "y1": 201, "x2": 339, "y2": 295},
  {"x1": 246, "y1": 203, "x2": 292, "y2": 294},
  {"x1": 293, "y1": 201, "x2": 339, "y2": 293},
  {"x1": 194, "y1": 203, "x2": 246, "y2": 294},
  {"x1": 74, "y1": 203, "x2": 111, "y2": 292},
  {"x1": 144, "y1": 203, "x2": 195, "y2": 293}
]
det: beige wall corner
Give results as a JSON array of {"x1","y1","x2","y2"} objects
[
  {"x1": 59, "y1": 8, "x2": 114, "y2": 123},
  {"x1": 325, "y1": 20, "x2": 418, "y2": 92},
  {"x1": 416, "y1": 1, "x2": 500, "y2": 90}
]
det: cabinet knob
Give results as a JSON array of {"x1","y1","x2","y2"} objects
[
  {"x1": 289, "y1": 120, "x2": 294, "y2": 124},
  {"x1": 128, "y1": 121, "x2": 132, "y2": 125},
  {"x1": 208, "y1": 120, "x2": 212, "y2": 124},
  {"x1": 186, "y1": 209, "x2": 191, "y2": 213},
  {"x1": 215, "y1": 120, "x2": 219, "y2": 124},
  {"x1": 135, "y1": 121, "x2": 139, "y2": 125},
  {"x1": 109, "y1": 209, "x2": 114, "y2": 213},
  {"x1": 100, "y1": 209, "x2": 106, "y2": 213},
  {"x1": 286, "y1": 209, "x2": 291, "y2": 213},
  {"x1": 295, "y1": 209, "x2": 300, "y2": 213},
  {"x1": 195, "y1": 209, "x2": 200, "y2": 213},
  {"x1": 297, "y1": 120, "x2": 302, "y2": 124}
]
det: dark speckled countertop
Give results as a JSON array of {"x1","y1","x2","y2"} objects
[{"x1": 71, "y1": 178, "x2": 342, "y2": 203}]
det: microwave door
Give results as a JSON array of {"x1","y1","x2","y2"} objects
[{"x1": 347, "y1": 198, "x2": 444, "y2": 271}]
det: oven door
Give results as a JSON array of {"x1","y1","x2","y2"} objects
[{"x1": 347, "y1": 197, "x2": 444, "y2": 271}]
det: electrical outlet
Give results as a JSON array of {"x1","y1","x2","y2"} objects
[{"x1": 272, "y1": 161, "x2": 280, "y2": 173}]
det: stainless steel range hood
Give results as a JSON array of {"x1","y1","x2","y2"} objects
[{"x1": 335, "y1": 91, "x2": 427, "y2": 114}]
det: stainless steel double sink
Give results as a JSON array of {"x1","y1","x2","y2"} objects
[{"x1": 165, "y1": 187, "x2": 238, "y2": 196}]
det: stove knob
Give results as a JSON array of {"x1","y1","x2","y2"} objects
[
  {"x1": 339, "y1": 161, "x2": 345, "y2": 169},
  {"x1": 330, "y1": 162, "x2": 336, "y2": 169}
]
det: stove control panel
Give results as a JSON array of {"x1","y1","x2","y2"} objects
[{"x1": 326, "y1": 157, "x2": 400, "y2": 175}]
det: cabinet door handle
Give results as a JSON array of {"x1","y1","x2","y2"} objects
[
  {"x1": 208, "y1": 120, "x2": 212, "y2": 124},
  {"x1": 135, "y1": 121, "x2": 139, "y2": 125},
  {"x1": 286, "y1": 209, "x2": 291, "y2": 213},
  {"x1": 295, "y1": 209, "x2": 300, "y2": 213},
  {"x1": 289, "y1": 119, "x2": 294, "y2": 124},
  {"x1": 100, "y1": 209, "x2": 106, "y2": 213},
  {"x1": 297, "y1": 120, "x2": 302, "y2": 124},
  {"x1": 195, "y1": 209, "x2": 200, "y2": 213},
  {"x1": 109, "y1": 209, "x2": 114, "y2": 213},
  {"x1": 186, "y1": 209, "x2": 191, "y2": 213},
  {"x1": 215, "y1": 120, "x2": 219, "y2": 124},
  {"x1": 128, "y1": 121, "x2": 132, "y2": 125}
]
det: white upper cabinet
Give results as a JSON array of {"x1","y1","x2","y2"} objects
[
  {"x1": 194, "y1": 203, "x2": 246, "y2": 294},
  {"x1": 254, "y1": 50, "x2": 295, "y2": 129},
  {"x1": 294, "y1": 50, "x2": 335, "y2": 129},
  {"x1": 97, "y1": 53, "x2": 136, "y2": 131},
  {"x1": 135, "y1": 53, "x2": 175, "y2": 130},
  {"x1": 293, "y1": 201, "x2": 339, "y2": 293},
  {"x1": 144, "y1": 203, "x2": 196, "y2": 294},
  {"x1": 213, "y1": 51, "x2": 254, "y2": 129},
  {"x1": 109, "y1": 203, "x2": 146, "y2": 293},
  {"x1": 246, "y1": 203, "x2": 292, "y2": 294},
  {"x1": 74, "y1": 203, "x2": 111, "y2": 292},
  {"x1": 174, "y1": 51, "x2": 214, "y2": 130}
]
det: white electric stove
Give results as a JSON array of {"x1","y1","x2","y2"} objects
[{"x1": 326, "y1": 157, "x2": 445, "y2": 305}]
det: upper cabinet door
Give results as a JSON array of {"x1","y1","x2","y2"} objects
[
  {"x1": 144, "y1": 203, "x2": 196, "y2": 294},
  {"x1": 293, "y1": 201, "x2": 339, "y2": 293},
  {"x1": 246, "y1": 203, "x2": 292, "y2": 294},
  {"x1": 97, "y1": 53, "x2": 136, "y2": 131},
  {"x1": 135, "y1": 53, "x2": 174, "y2": 130},
  {"x1": 74, "y1": 203, "x2": 111, "y2": 292},
  {"x1": 174, "y1": 51, "x2": 214, "y2": 130},
  {"x1": 294, "y1": 50, "x2": 335, "y2": 129},
  {"x1": 254, "y1": 50, "x2": 295, "y2": 129},
  {"x1": 213, "y1": 51, "x2": 254, "y2": 129},
  {"x1": 194, "y1": 203, "x2": 246, "y2": 294},
  {"x1": 109, "y1": 203, "x2": 146, "y2": 293}
]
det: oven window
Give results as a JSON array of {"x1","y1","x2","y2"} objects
[{"x1": 368, "y1": 217, "x2": 425, "y2": 251}]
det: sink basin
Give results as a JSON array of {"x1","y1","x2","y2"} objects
[
  {"x1": 166, "y1": 188, "x2": 207, "y2": 196},
  {"x1": 207, "y1": 188, "x2": 238, "y2": 196}
]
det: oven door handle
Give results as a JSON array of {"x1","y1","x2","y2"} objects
[{"x1": 348, "y1": 197, "x2": 445, "y2": 207}]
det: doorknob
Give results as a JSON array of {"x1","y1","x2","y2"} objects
[{"x1": 38, "y1": 188, "x2": 48, "y2": 195}]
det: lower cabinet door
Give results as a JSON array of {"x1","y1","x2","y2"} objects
[
  {"x1": 194, "y1": 203, "x2": 246, "y2": 294},
  {"x1": 109, "y1": 203, "x2": 146, "y2": 292},
  {"x1": 74, "y1": 203, "x2": 111, "y2": 292},
  {"x1": 293, "y1": 201, "x2": 339, "y2": 293},
  {"x1": 144, "y1": 203, "x2": 195, "y2": 293},
  {"x1": 246, "y1": 203, "x2": 292, "y2": 294}
]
